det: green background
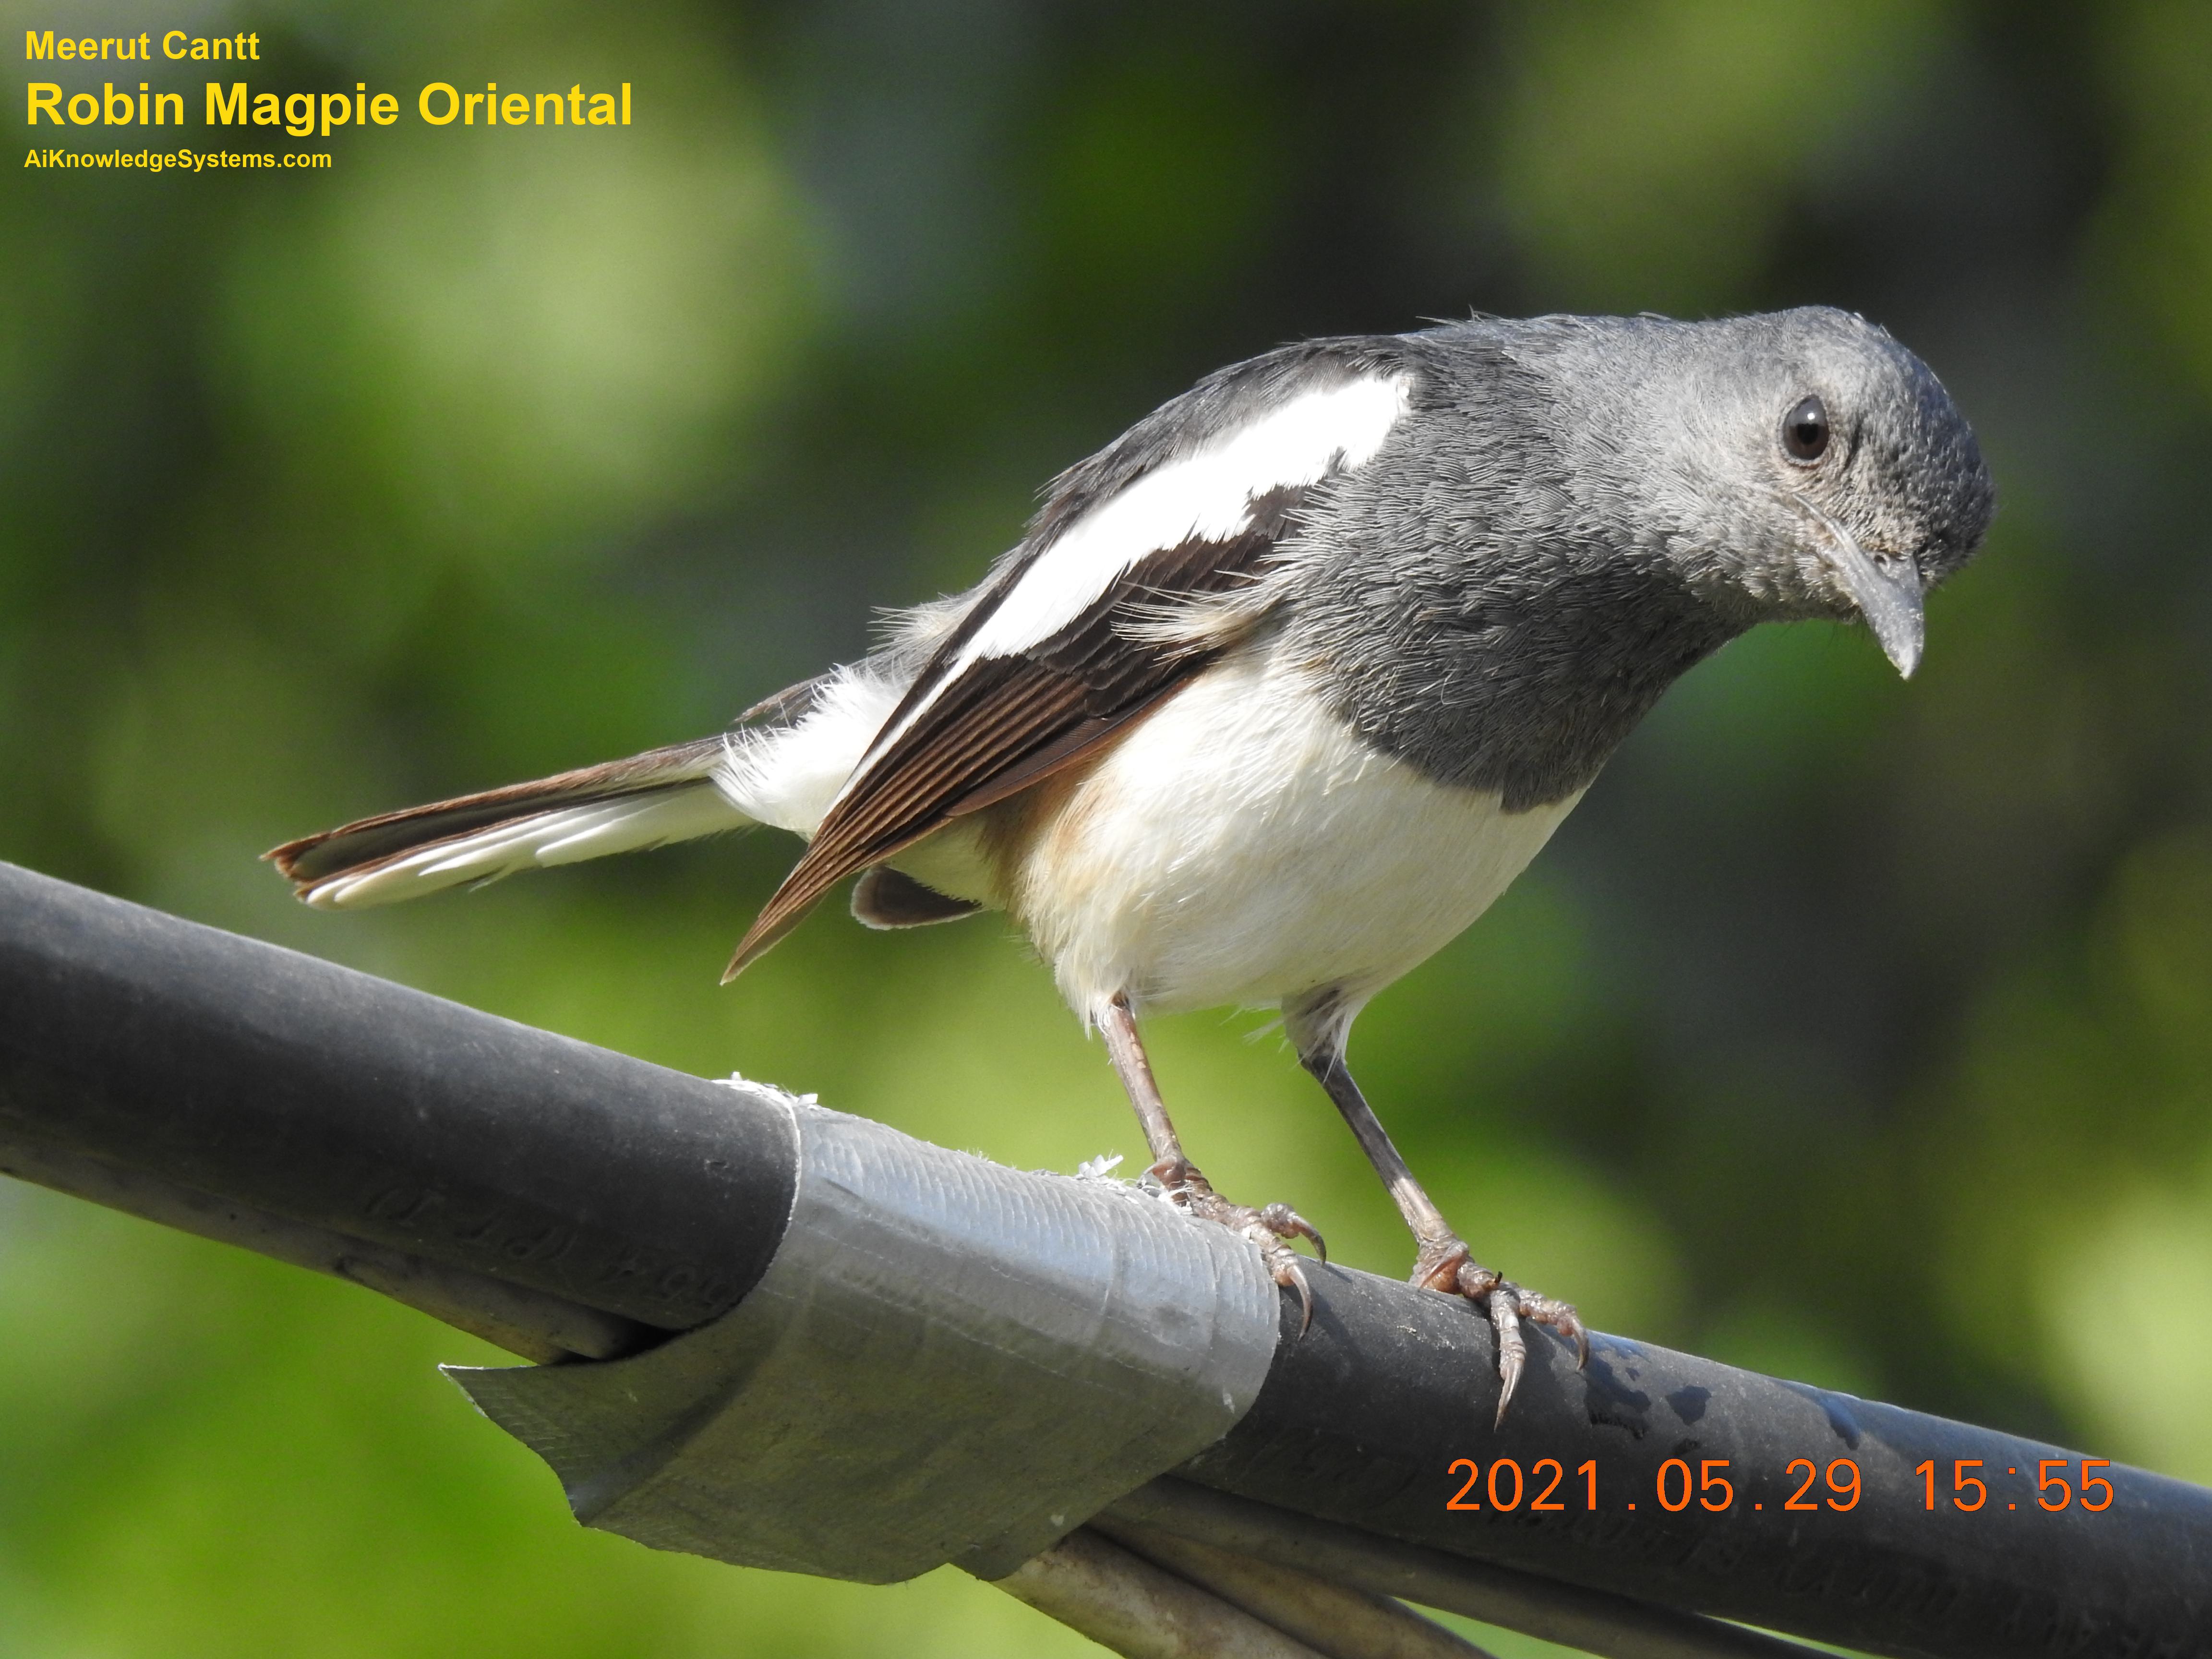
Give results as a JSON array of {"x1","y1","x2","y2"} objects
[{"x1": 4, "y1": 2, "x2": 2210, "y2": 1654}]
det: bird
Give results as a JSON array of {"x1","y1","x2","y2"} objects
[{"x1": 269, "y1": 307, "x2": 1995, "y2": 1419}]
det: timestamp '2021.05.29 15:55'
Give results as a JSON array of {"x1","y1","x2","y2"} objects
[{"x1": 1442, "y1": 1456, "x2": 2118, "y2": 1515}]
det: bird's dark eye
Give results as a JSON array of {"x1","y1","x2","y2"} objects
[{"x1": 1782, "y1": 395, "x2": 1830, "y2": 462}]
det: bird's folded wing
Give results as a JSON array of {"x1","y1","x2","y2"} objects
[{"x1": 728, "y1": 360, "x2": 1412, "y2": 974}]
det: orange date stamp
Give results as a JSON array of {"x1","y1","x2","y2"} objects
[{"x1": 1443, "y1": 1456, "x2": 2116, "y2": 1514}]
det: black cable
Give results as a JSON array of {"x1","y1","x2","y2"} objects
[{"x1": 1, "y1": 861, "x2": 2205, "y2": 1659}]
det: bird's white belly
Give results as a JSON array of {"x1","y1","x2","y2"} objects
[{"x1": 1003, "y1": 644, "x2": 1582, "y2": 1020}]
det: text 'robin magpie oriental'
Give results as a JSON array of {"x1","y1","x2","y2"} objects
[{"x1": 271, "y1": 307, "x2": 1996, "y2": 1419}]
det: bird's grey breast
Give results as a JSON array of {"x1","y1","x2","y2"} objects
[{"x1": 1282, "y1": 332, "x2": 1739, "y2": 812}]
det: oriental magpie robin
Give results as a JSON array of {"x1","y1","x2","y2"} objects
[{"x1": 272, "y1": 308, "x2": 1995, "y2": 1418}]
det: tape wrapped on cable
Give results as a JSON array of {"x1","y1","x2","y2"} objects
[{"x1": 449, "y1": 1087, "x2": 1286, "y2": 1582}]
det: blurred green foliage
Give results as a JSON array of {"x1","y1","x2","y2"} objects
[{"x1": 3, "y1": 1, "x2": 2210, "y2": 1654}]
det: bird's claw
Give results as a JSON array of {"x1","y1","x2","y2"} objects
[
  {"x1": 1150, "y1": 1160, "x2": 1325, "y2": 1334},
  {"x1": 1258, "y1": 1201, "x2": 1327, "y2": 1265},
  {"x1": 1412, "y1": 1239, "x2": 1587, "y2": 1424}
]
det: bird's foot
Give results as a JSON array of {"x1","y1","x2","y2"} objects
[
  {"x1": 1149, "y1": 1157, "x2": 1326, "y2": 1333},
  {"x1": 1411, "y1": 1237, "x2": 1588, "y2": 1425}
]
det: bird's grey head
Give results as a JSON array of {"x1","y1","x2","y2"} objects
[
  {"x1": 1575, "y1": 306, "x2": 1996, "y2": 677},
  {"x1": 1282, "y1": 307, "x2": 1996, "y2": 808}
]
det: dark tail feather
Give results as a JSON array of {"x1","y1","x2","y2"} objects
[{"x1": 268, "y1": 737, "x2": 745, "y2": 909}]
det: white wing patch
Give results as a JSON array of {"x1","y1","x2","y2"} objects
[
  {"x1": 301, "y1": 783, "x2": 743, "y2": 909},
  {"x1": 961, "y1": 372, "x2": 1411, "y2": 663},
  {"x1": 852, "y1": 369, "x2": 1411, "y2": 781}
]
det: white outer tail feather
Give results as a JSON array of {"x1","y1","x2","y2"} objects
[
  {"x1": 300, "y1": 783, "x2": 748, "y2": 910},
  {"x1": 294, "y1": 663, "x2": 915, "y2": 911}
]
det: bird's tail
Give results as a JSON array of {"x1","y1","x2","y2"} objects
[{"x1": 266, "y1": 736, "x2": 747, "y2": 910}]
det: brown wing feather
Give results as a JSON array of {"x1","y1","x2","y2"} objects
[{"x1": 724, "y1": 505, "x2": 1300, "y2": 978}]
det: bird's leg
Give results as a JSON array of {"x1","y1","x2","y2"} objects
[
  {"x1": 1098, "y1": 993, "x2": 1325, "y2": 1329},
  {"x1": 1299, "y1": 1044, "x2": 1587, "y2": 1421}
]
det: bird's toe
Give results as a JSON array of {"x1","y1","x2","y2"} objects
[
  {"x1": 1257, "y1": 1201, "x2": 1327, "y2": 1266},
  {"x1": 1408, "y1": 1238, "x2": 1583, "y2": 1420},
  {"x1": 1161, "y1": 1166, "x2": 1326, "y2": 1333}
]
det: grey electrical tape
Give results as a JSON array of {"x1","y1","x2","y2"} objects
[{"x1": 449, "y1": 1090, "x2": 1285, "y2": 1582}]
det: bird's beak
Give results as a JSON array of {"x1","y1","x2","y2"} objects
[{"x1": 1798, "y1": 500, "x2": 1925, "y2": 678}]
